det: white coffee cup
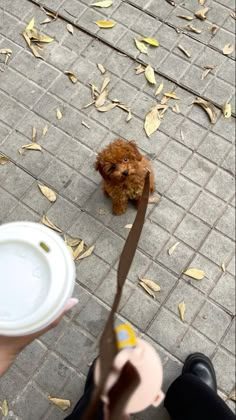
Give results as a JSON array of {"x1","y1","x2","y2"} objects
[{"x1": 0, "y1": 222, "x2": 75, "y2": 336}]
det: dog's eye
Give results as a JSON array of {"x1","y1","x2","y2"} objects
[
  {"x1": 108, "y1": 164, "x2": 116, "y2": 172},
  {"x1": 123, "y1": 157, "x2": 129, "y2": 162}
]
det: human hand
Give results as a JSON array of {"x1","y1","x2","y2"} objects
[{"x1": 0, "y1": 298, "x2": 78, "y2": 377}]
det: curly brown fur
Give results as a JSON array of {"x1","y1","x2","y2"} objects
[{"x1": 95, "y1": 139, "x2": 155, "y2": 215}]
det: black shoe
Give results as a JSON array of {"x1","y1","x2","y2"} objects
[{"x1": 182, "y1": 353, "x2": 217, "y2": 392}]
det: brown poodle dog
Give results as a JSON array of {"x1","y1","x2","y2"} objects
[{"x1": 95, "y1": 139, "x2": 155, "y2": 215}]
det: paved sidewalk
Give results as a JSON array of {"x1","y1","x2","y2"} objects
[{"x1": 0, "y1": 0, "x2": 235, "y2": 419}]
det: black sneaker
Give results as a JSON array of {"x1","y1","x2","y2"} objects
[{"x1": 182, "y1": 353, "x2": 217, "y2": 392}]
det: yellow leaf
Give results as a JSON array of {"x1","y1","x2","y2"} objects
[
  {"x1": 144, "y1": 106, "x2": 161, "y2": 137},
  {"x1": 67, "y1": 24, "x2": 74, "y2": 34},
  {"x1": 42, "y1": 125, "x2": 48, "y2": 136},
  {"x1": 148, "y1": 196, "x2": 160, "y2": 204},
  {"x1": 40, "y1": 17, "x2": 52, "y2": 25},
  {"x1": 172, "y1": 104, "x2": 180, "y2": 114},
  {"x1": 56, "y1": 108, "x2": 63, "y2": 120},
  {"x1": 77, "y1": 244, "x2": 95, "y2": 260},
  {"x1": 223, "y1": 43, "x2": 235, "y2": 55},
  {"x1": 41, "y1": 215, "x2": 62, "y2": 233},
  {"x1": 185, "y1": 24, "x2": 202, "y2": 34},
  {"x1": 97, "y1": 63, "x2": 106, "y2": 74},
  {"x1": 38, "y1": 184, "x2": 57, "y2": 202},
  {"x1": 139, "y1": 281, "x2": 155, "y2": 298},
  {"x1": 155, "y1": 82, "x2": 164, "y2": 96},
  {"x1": 64, "y1": 235, "x2": 82, "y2": 247},
  {"x1": 0, "y1": 154, "x2": 9, "y2": 165},
  {"x1": 96, "y1": 103, "x2": 117, "y2": 112},
  {"x1": 135, "y1": 64, "x2": 145, "y2": 74},
  {"x1": 222, "y1": 103, "x2": 231, "y2": 118},
  {"x1": 73, "y1": 240, "x2": 84, "y2": 260},
  {"x1": 193, "y1": 98, "x2": 217, "y2": 123},
  {"x1": 22, "y1": 32, "x2": 44, "y2": 59},
  {"x1": 21, "y1": 143, "x2": 42, "y2": 151},
  {"x1": 26, "y1": 17, "x2": 35, "y2": 31},
  {"x1": 199, "y1": 0, "x2": 206, "y2": 4},
  {"x1": 92, "y1": 0, "x2": 113, "y2": 7},
  {"x1": 141, "y1": 37, "x2": 159, "y2": 47},
  {"x1": 32, "y1": 126, "x2": 37, "y2": 142},
  {"x1": 124, "y1": 224, "x2": 133, "y2": 229},
  {"x1": 221, "y1": 262, "x2": 226, "y2": 272},
  {"x1": 134, "y1": 39, "x2": 148, "y2": 54},
  {"x1": 183, "y1": 268, "x2": 205, "y2": 280},
  {"x1": 34, "y1": 33, "x2": 54, "y2": 43},
  {"x1": 64, "y1": 71, "x2": 78, "y2": 83},
  {"x1": 95, "y1": 20, "x2": 116, "y2": 28},
  {"x1": 168, "y1": 241, "x2": 180, "y2": 256},
  {"x1": 164, "y1": 92, "x2": 179, "y2": 99},
  {"x1": 48, "y1": 397, "x2": 71, "y2": 411},
  {"x1": 177, "y1": 15, "x2": 194, "y2": 20},
  {"x1": 139, "y1": 278, "x2": 160, "y2": 292},
  {"x1": 195, "y1": 7, "x2": 209, "y2": 20},
  {"x1": 178, "y1": 301, "x2": 186, "y2": 321},
  {"x1": 145, "y1": 64, "x2": 156, "y2": 84},
  {"x1": 1, "y1": 399, "x2": 8, "y2": 417},
  {"x1": 100, "y1": 75, "x2": 110, "y2": 93},
  {"x1": 95, "y1": 89, "x2": 109, "y2": 108}
]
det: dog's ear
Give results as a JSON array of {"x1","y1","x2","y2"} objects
[{"x1": 128, "y1": 141, "x2": 142, "y2": 161}]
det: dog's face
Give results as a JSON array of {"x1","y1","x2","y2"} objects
[{"x1": 95, "y1": 139, "x2": 142, "y2": 182}]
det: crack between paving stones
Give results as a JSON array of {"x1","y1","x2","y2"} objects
[{"x1": 27, "y1": 0, "x2": 236, "y2": 117}]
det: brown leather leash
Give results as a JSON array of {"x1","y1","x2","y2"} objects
[{"x1": 82, "y1": 171, "x2": 150, "y2": 420}]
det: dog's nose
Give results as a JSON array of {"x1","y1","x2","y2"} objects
[{"x1": 122, "y1": 170, "x2": 129, "y2": 176}]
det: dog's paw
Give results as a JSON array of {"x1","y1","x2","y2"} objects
[{"x1": 112, "y1": 203, "x2": 127, "y2": 215}]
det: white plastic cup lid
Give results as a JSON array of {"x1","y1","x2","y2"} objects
[{"x1": 0, "y1": 222, "x2": 75, "y2": 336}]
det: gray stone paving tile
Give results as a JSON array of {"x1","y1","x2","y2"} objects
[
  {"x1": 49, "y1": 74, "x2": 79, "y2": 103},
  {"x1": 181, "y1": 65, "x2": 213, "y2": 94},
  {"x1": 187, "y1": 100, "x2": 216, "y2": 129},
  {"x1": 212, "y1": 114, "x2": 235, "y2": 143},
  {"x1": 139, "y1": 219, "x2": 170, "y2": 258},
  {"x1": 39, "y1": 317, "x2": 69, "y2": 348},
  {"x1": 12, "y1": 382, "x2": 51, "y2": 419},
  {"x1": 174, "y1": 327, "x2": 215, "y2": 362},
  {"x1": 190, "y1": 191, "x2": 225, "y2": 225},
  {"x1": 150, "y1": 198, "x2": 184, "y2": 233},
  {"x1": 0, "y1": 93, "x2": 27, "y2": 129},
  {"x1": 59, "y1": 370, "x2": 86, "y2": 413},
  {"x1": 200, "y1": 230, "x2": 234, "y2": 266},
  {"x1": 46, "y1": 196, "x2": 80, "y2": 231},
  {"x1": 227, "y1": 255, "x2": 235, "y2": 276},
  {"x1": 136, "y1": 130, "x2": 169, "y2": 157},
  {"x1": 183, "y1": 253, "x2": 222, "y2": 294},
  {"x1": 0, "y1": 121, "x2": 11, "y2": 142},
  {"x1": 143, "y1": 261, "x2": 178, "y2": 304},
  {"x1": 93, "y1": 227, "x2": 125, "y2": 264},
  {"x1": 158, "y1": 109, "x2": 185, "y2": 140},
  {"x1": 147, "y1": 308, "x2": 187, "y2": 354},
  {"x1": 15, "y1": 340, "x2": 47, "y2": 378},
  {"x1": 212, "y1": 348, "x2": 235, "y2": 393},
  {"x1": 165, "y1": 279, "x2": 205, "y2": 324},
  {"x1": 0, "y1": 187, "x2": 18, "y2": 222},
  {"x1": 0, "y1": 365, "x2": 27, "y2": 402},
  {"x1": 160, "y1": 53, "x2": 191, "y2": 82},
  {"x1": 116, "y1": 29, "x2": 140, "y2": 58},
  {"x1": 159, "y1": 140, "x2": 192, "y2": 171},
  {"x1": 103, "y1": 50, "x2": 133, "y2": 77},
  {"x1": 68, "y1": 211, "x2": 103, "y2": 244},
  {"x1": 127, "y1": 249, "x2": 152, "y2": 283},
  {"x1": 222, "y1": 318, "x2": 235, "y2": 354},
  {"x1": 174, "y1": 213, "x2": 210, "y2": 249},
  {"x1": 1, "y1": 0, "x2": 34, "y2": 19},
  {"x1": 70, "y1": 56, "x2": 99, "y2": 85},
  {"x1": 59, "y1": 138, "x2": 92, "y2": 171},
  {"x1": 152, "y1": 161, "x2": 176, "y2": 196},
  {"x1": 197, "y1": 132, "x2": 232, "y2": 165},
  {"x1": 203, "y1": 78, "x2": 233, "y2": 104},
  {"x1": 193, "y1": 300, "x2": 232, "y2": 343},
  {"x1": 210, "y1": 273, "x2": 235, "y2": 314},
  {"x1": 0, "y1": 161, "x2": 34, "y2": 199},
  {"x1": 75, "y1": 296, "x2": 110, "y2": 337},
  {"x1": 60, "y1": 0, "x2": 86, "y2": 20},
  {"x1": 216, "y1": 206, "x2": 235, "y2": 240},
  {"x1": 222, "y1": 147, "x2": 235, "y2": 176},
  {"x1": 166, "y1": 174, "x2": 200, "y2": 210},
  {"x1": 4, "y1": 202, "x2": 39, "y2": 223},
  {"x1": 210, "y1": 28, "x2": 235, "y2": 58},
  {"x1": 40, "y1": 158, "x2": 74, "y2": 191},
  {"x1": 205, "y1": 168, "x2": 235, "y2": 201},
  {"x1": 95, "y1": 268, "x2": 132, "y2": 308},
  {"x1": 135, "y1": 404, "x2": 170, "y2": 420},
  {"x1": 121, "y1": 288, "x2": 160, "y2": 331},
  {"x1": 56, "y1": 322, "x2": 95, "y2": 367},
  {"x1": 64, "y1": 283, "x2": 91, "y2": 321},
  {"x1": 157, "y1": 237, "x2": 194, "y2": 276},
  {"x1": 78, "y1": 8, "x2": 104, "y2": 34},
  {"x1": 62, "y1": 167, "x2": 96, "y2": 207},
  {"x1": 76, "y1": 253, "x2": 110, "y2": 292},
  {"x1": 63, "y1": 28, "x2": 92, "y2": 55},
  {"x1": 176, "y1": 118, "x2": 207, "y2": 150}
]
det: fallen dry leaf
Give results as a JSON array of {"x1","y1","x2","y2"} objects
[
  {"x1": 48, "y1": 397, "x2": 71, "y2": 411},
  {"x1": 144, "y1": 106, "x2": 161, "y2": 137},
  {"x1": 177, "y1": 15, "x2": 194, "y2": 21},
  {"x1": 64, "y1": 71, "x2": 78, "y2": 83},
  {"x1": 164, "y1": 92, "x2": 179, "y2": 100},
  {"x1": 141, "y1": 37, "x2": 159, "y2": 47},
  {"x1": 221, "y1": 262, "x2": 226, "y2": 272},
  {"x1": 22, "y1": 17, "x2": 55, "y2": 59},
  {"x1": 199, "y1": 0, "x2": 206, "y2": 4},
  {"x1": 148, "y1": 196, "x2": 160, "y2": 204},
  {"x1": 100, "y1": 75, "x2": 110, "y2": 93},
  {"x1": 40, "y1": 17, "x2": 53, "y2": 25},
  {"x1": 180, "y1": 128, "x2": 184, "y2": 142},
  {"x1": 155, "y1": 82, "x2": 164, "y2": 96},
  {"x1": 135, "y1": 64, "x2": 145, "y2": 74},
  {"x1": 195, "y1": 7, "x2": 209, "y2": 20},
  {"x1": 134, "y1": 39, "x2": 148, "y2": 54},
  {"x1": 1, "y1": 399, "x2": 8, "y2": 417},
  {"x1": 95, "y1": 20, "x2": 116, "y2": 28},
  {"x1": 81, "y1": 121, "x2": 90, "y2": 128},
  {"x1": 38, "y1": 184, "x2": 57, "y2": 202},
  {"x1": 0, "y1": 48, "x2": 12, "y2": 65},
  {"x1": 185, "y1": 24, "x2": 202, "y2": 34},
  {"x1": 139, "y1": 281, "x2": 156, "y2": 298},
  {"x1": 139, "y1": 278, "x2": 161, "y2": 292},
  {"x1": 97, "y1": 63, "x2": 106, "y2": 74},
  {"x1": 178, "y1": 301, "x2": 186, "y2": 321},
  {"x1": 95, "y1": 89, "x2": 109, "y2": 108},
  {"x1": 41, "y1": 215, "x2": 62, "y2": 233},
  {"x1": 32, "y1": 126, "x2": 37, "y2": 142},
  {"x1": 73, "y1": 240, "x2": 84, "y2": 260},
  {"x1": 230, "y1": 12, "x2": 236, "y2": 20},
  {"x1": 222, "y1": 43, "x2": 235, "y2": 55},
  {"x1": 178, "y1": 44, "x2": 191, "y2": 58},
  {"x1": 183, "y1": 268, "x2": 205, "y2": 280},
  {"x1": 226, "y1": 388, "x2": 236, "y2": 401},
  {"x1": 92, "y1": 0, "x2": 113, "y2": 6},
  {"x1": 21, "y1": 143, "x2": 42, "y2": 151},
  {"x1": 172, "y1": 104, "x2": 180, "y2": 114},
  {"x1": 97, "y1": 103, "x2": 117, "y2": 112},
  {"x1": 77, "y1": 244, "x2": 95, "y2": 260},
  {"x1": 67, "y1": 23, "x2": 74, "y2": 34},
  {"x1": 222, "y1": 103, "x2": 231, "y2": 118},
  {"x1": 201, "y1": 67, "x2": 213, "y2": 80},
  {"x1": 64, "y1": 235, "x2": 81, "y2": 247},
  {"x1": 42, "y1": 125, "x2": 48, "y2": 136},
  {"x1": 193, "y1": 98, "x2": 217, "y2": 123},
  {"x1": 124, "y1": 224, "x2": 133, "y2": 229},
  {"x1": 211, "y1": 25, "x2": 218, "y2": 34},
  {"x1": 0, "y1": 154, "x2": 9, "y2": 165},
  {"x1": 168, "y1": 241, "x2": 180, "y2": 256},
  {"x1": 145, "y1": 64, "x2": 156, "y2": 84},
  {"x1": 56, "y1": 108, "x2": 63, "y2": 120}
]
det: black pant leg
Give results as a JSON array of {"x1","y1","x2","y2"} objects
[{"x1": 164, "y1": 373, "x2": 235, "y2": 420}]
